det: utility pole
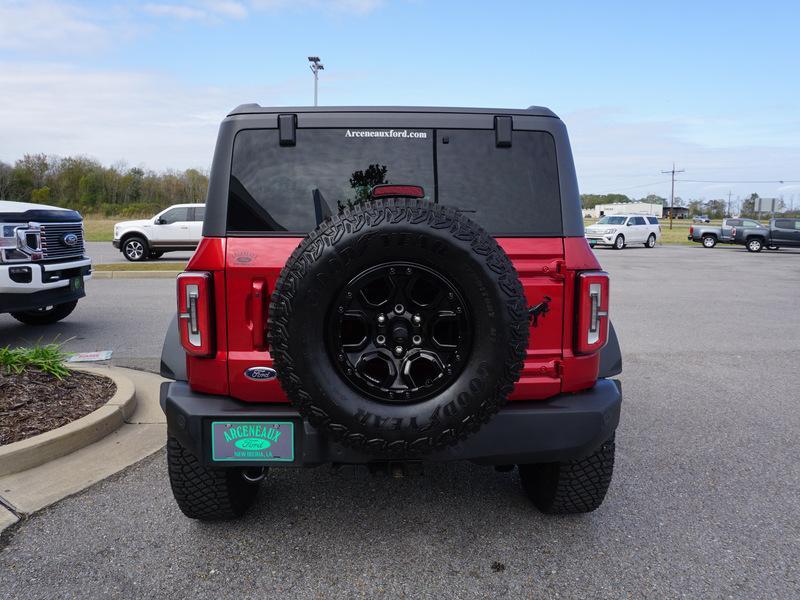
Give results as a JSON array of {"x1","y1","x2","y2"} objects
[
  {"x1": 308, "y1": 56, "x2": 324, "y2": 106},
  {"x1": 661, "y1": 163, "x2": 685, "y2": 229},
  {"x1": 727, "y1": 190, "x2": 732, "y2": 218}
]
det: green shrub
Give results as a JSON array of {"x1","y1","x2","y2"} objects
[{"x1": 0, "y1": 343, "x2": 72, "y2": 379}]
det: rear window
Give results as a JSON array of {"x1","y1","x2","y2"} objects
[
  {"x1": 631, "y1": 216, "x2": 646, "y2": 225},
  {"x1": 227, "y1": 128, "x2": 561, "y2": 236}
]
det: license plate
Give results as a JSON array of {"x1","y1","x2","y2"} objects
[
  {"x1": 70, "y1": 276, "x2": 84, "y2": 292},
  {"x1": 588, "y1": 240, "x2": 597, "y2": 247},
  {"x1": 211, "y1": 421, "x2": 295, "y2": 462}
]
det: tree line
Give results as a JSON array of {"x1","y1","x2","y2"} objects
[
  {"x1": 2, "y1": 153, "x2": 797, "y2": 221},
  {"x1": 0, "y1": 154, "x2": 208, "y2": 217}
]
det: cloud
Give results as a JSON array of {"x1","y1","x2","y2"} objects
[
  {"x1": 565, "y1": 109, "x2": 800, "y2": 199},
  {"x1": 0, "y1": 62, "x2": 303, "y2": 170},
  {"x1": 0, "y1": 1, "x2": 109, "y2": 53},
  {"x1": 143, "y1": 3, "x2": 208, "y2": 20},
  {"x1": 206, "y1": 1, "x2": 248, "y2": 18},
  {"x1": 143, "y1": 1, "x2": 248, "y2": 20},
  {"x1": 250, "y1": 0, "x2": 383, "y2": 13},
  {"x1": 142, "y1": 0, "x2": 385, "y2": 21}
]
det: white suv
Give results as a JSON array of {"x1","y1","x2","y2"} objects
[
  {"x1": 113, "y1": 204, "x2": 204, "y2": 261},
  {"x1": 585, "y1": 214, "x2": 661, "y2": 249}
]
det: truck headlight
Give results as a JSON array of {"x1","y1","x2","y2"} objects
[{"x1": 604, "y1": 228, "x2": 617, "y2": 234}]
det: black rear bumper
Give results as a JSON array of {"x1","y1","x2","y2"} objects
[{"x1": 161, "y1": 379, "x2": 621, "y2": 467}]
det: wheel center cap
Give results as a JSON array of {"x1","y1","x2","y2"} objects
[{"x1": 390, "y1": 320, "x2": 410, "y2": 344}]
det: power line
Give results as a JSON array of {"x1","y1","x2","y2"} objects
[
  {"x1": 610, "y1": 180, "x2": 672, "y2": 191},
  {"x1": 676, "y1": 179, "x2": 800, "y2": 184},
  {"x1": 661, "y1": 163, "x2": 684, "y2": 230}
]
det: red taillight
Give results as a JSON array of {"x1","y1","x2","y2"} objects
[
  {"x1": 731, "y1": 227, "x2": 736, "y2": 237},
  {"x1": 177, "y1": 271, "x2": 214, "y2": 357},
  {"x1": 370, "y1": 184, "x2": 425, "y2": 199},
  {"x1": 689, "y1": 226, "x2": 693, "y2": 236},
  {"x1": 575, "y1": 271, "x2": 610, "y2": 355}
]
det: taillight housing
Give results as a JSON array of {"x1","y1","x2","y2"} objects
[
  {"x1": 575, "y1": 271, "x2": 610, "y2": 355},
  {"x1": 177, "y1": 272, "x2": 214, "y2": 357},
  {"x1": 689, "y1": 226, "x2": 693, "y2": 236}
]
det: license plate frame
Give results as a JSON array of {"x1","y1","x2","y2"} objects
[{"x1": 210, "y1": 421, "x2": 296, "y2": 463}]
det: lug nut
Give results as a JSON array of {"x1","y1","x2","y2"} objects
[
  {"x1": 412, "y1": 314, "x2": 421, "y2": 325},
  {"x1": 394, "y1": 346, "x2": 404, "y2": 355},
  {"x1": 412, "y1": 335, "x2": 422, "y2": 345},
  {"x1": 377, "y1": 314, "x2": 386, "y2": 325},
  {"x1": 394, "y1": 304, "x2": 404, "y2": 314},
  {"x1": 376, "y1": 335, "x2": 386, "y2": 345}
]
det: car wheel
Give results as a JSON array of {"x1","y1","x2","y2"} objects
[
  {"x1": 268, "y1": 198, "x2": 529, "y2": 457},
  {"x1": 746, "y1": 238, "x2": 763, "y2": 253},
  {"x1": 645, "y1": 234, "x2": 656, "y2": 248},
  {"x1": 122, "y1": 236, "x2": 149, "y2": 261},
  {"x1": 10, "y1": 300, "x2": 79, "y2": 325},
  {"x1": 702, "y1": 235, "x2": 717, "y2": 248},
  {"x1": 167, "y1": 436, "x2": 262, "y2": 520},
  {"x1": 613, "y1": 235, "x2": 625, "y2": 250},
  {"x1": 519, "y1": 435, "x2": 615, "y2": 514}
]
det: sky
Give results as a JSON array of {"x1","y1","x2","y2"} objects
[{"x1": 1, "y1": 0, "x2": 799, "y2": 206}]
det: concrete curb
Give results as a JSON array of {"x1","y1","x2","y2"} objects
[
  {"x1": 0, "y1": 367, "x2": 136, "y2": 478},
  {"x1": 92, "y1": 270, "x2": 181, "y2": 279},
  {"x1": 0, "y1": 367, "x2": 167, "y2": 532}
]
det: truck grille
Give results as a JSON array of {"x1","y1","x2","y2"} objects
[{"x1": 39, "y1": 223, "x2": 85, "y2": 260}]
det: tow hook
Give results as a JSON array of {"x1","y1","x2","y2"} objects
[
  {"x1": 528, "y1": 296, "x2": 552, "y2": 327},
  {"x1": 242, "y1": 467, "x2": 267, "y2": 483}
]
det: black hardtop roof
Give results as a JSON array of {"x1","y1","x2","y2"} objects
[{"x1": 228, "y1": 104, "x2": 558, "y2": 119}]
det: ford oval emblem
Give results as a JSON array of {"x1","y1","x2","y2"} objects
[
  {"x1": 62, "y1": 233, "x2": 79, "y2": 247},
  {"x1": 244, "y1": 366, "x2": 277, "y2": 381}
]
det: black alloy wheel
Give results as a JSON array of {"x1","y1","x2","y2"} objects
[{"x1": 327, "y1": 261, "x2": 472, "y2": 404}]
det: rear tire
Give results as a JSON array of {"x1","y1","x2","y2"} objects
[
  {"x1": 122, "y1": 236, "x2": 149, "y2": 261},
  {"x1": 746, "y1": 238, "x2": 763, "y2": 253},
  {"x1": 613, "y1": 235, "x2": 625, "y2": 250},
  {"x1": 519, "y1": 435, "x2": 615, "y2": 514},
  {"x1": 645, "y1": 234, "x2": 656, "y2": 248},
  {"x1": 167, "y1": 436, "x2": 261, "y2": 520},
  {"x1": 702, "y1": 235, "x2": 717, "y2": 248},
  {"x1": 10, "y1": 300, "x2": 79, "y2": 325}
]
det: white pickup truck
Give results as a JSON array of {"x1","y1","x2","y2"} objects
[{"x1": 0, "y1": 200, "x2": 91, "y2": 325}]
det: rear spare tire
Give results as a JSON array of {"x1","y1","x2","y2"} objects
[{"x1": 268, "y1": 198, "x2": 529, "y2": 456}]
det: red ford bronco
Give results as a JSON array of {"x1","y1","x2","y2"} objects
[{"x1": 159, "y1": 106, "x2": 622, "y2": 520}]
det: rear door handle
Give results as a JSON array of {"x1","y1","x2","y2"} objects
[{"x1": 251, "y1": 279, "x2": 267, "y2": 350}]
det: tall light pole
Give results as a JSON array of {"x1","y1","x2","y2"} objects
[{"x1": 308, "y1": 56, "x2": 324, "y2": 106}]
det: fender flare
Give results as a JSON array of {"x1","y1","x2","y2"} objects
[
  {"x1": 598, "y1": 321, "x2": 622, "y2": 378},
  {"x1": 160, "y1": 314, "x2": 187, "y2": 381}
]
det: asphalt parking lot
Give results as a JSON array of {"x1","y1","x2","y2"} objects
[{"x1": 1, "y1": 244, "x2": 799, "y2": 598}]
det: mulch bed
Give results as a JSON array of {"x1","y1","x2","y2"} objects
[{"x1": 0, "y1": 370, "x2": 117, "y2": 446}]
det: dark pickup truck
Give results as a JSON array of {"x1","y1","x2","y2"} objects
[
  {"x1": 688, "y1": 218, "x2": 765, "y2": 248},
  {"x1": 733, "y1": 218, "x2": 800, "y2": 252}
]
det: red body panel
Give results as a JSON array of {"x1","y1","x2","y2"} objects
[
  {"x1": 184, "y1": 238, "x2": 229, "y2": 396},
  {"x1": 185, "y1": 235, "x2": 606, "y2": 403}
]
